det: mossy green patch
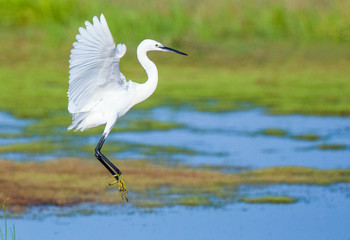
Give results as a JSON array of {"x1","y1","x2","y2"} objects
[
  {"x1": 258, "y1": 130, "x2": 323, "y2": 142},
  {"x1": 317, "y1": 144, "x2": 347, "y2": 150},
  {"x1": 244, "y1": 166, "x2": 350, "y2": 185},
  {"x1": 0, "y1": 140, "x2": 196, "y2": 158},
  {"x1": 120, "y1": 120, "x2": 184, "y2": 132},
  {"x1": 0, "y1": 133, "x2": 21, "y2": 138},
  {"x1": 258, "y1": 128, "x2": 288, "y2": 137},
  {"x1": 241, "y1": 196, "x2": 297, "y2": 204},
  {"x1": 177, "y1": 195, "x2": 212, "y2": 207},
  {"x1": 23, "y1": 115, "x2": 71, "y2": 136},
  {"x1": 293, "y1": 134, "x2": 321, "y2": 141},
  {"x1": 0, "y1": 141, "x2": 61, "y2": 154},
  {"x1": 140, "y1": 145, "x2": 196, "y2": 156}
]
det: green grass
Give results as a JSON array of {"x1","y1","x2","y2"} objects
[
  {"x1": 0, "y1": 0, "x2": 349, "y2": 122},
  {"x1": 0, "y1": 202, "x2": 16, "y2": 240},
  {"x1": 1, "y1": 0, "x2": 349, "y2": 44},
  {"x1": 0, "y1": 141, "x2": 61, "y2": 154},
  {"x1": 241, "y1": 196, "x2": 297, "y2": 204},
  {"x1": 1, "y1": 45, "x2": 350, "y2": 124}
]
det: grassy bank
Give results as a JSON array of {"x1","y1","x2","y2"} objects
[
  {"x1": 1, "y1": 50, "x2": 350, "y2": 120},
  {"x1": 0, "y1": 0, "x2": 349, "y2": 123},
  {"x1": 1, "y1": 158, "x2": 350, "y2": 209},
  {"x1": 1, "y1": 0, "x2": 349, "y2": 44}
]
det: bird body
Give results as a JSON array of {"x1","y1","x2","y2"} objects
[{"x1": 67, "y1": 14, "x2": 187, "y2": 200}]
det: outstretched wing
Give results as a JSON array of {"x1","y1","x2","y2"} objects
[{"x1": 68, "y1": 14, "x2": 127, "y2": 113}]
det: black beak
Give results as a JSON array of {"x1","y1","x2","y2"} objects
[{"x1": 160, "y1": 46, "x2": 187, "y2": 56}]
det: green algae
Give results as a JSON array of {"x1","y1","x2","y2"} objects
[
  {"x1": 0, "y1": 140, "x2": 197, "y2": 158},
  {"x1": 258, "y1": 130, "x2": 323, "y2": 142},
  {"x1": 317, "y1": 144, "x2": 347, "y2": 150},
  {"x1": 258, "y1": 128, "x2": 288, "y2": 137},
  {"x1": 293, "y1": 134, "x2": 321, "y2": 141},
  {"x1": 241, "y1": 196, "x2": 297, "y2": 204}
]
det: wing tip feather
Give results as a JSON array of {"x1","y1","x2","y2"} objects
[
  {"x1": 116, "y1": 43, "x2": 127, "y2": 58},
  {"x1": 92, "y1": 16, "x2": 100, "y2": 25}
]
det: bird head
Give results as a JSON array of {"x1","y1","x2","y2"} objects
[{"x1": 140, "y1": 39, "x2": 187, "y2": 56}]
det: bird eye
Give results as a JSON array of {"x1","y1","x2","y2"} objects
[{"x1": 155, "y1": 44, "x2": 159, "y2": 47}]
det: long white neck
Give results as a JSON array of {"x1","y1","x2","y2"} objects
[{"x1": 132, "y1": 45, "x2": 158, "y2": 105}]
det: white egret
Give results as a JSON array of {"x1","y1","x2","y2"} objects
[{"x1": 67, "y1": 14, "x2": 187, "y2": 201}]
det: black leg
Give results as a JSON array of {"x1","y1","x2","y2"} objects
[
  {"x1": 95, "y1": 133, "x2": 122, "y2": 177},
  {"x1": 94, "y1": 133, "x2": 128, "y2": 201}
]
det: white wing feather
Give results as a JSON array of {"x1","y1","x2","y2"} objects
[{"x1": 68, "y1": 14, "x2": 127, "y2": 113}]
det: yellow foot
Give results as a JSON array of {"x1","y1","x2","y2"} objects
[{"x1": 109, "y1": 173, "x2": 128, "y2": 201}]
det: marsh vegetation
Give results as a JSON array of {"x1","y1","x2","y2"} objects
[{"x1": 0, "y1": 0, "x2": 349, "y2": 239}]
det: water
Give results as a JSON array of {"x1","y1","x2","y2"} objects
[
  {"x1": 0, "y1": 108, "x2": 349, "y2": 240},
  {"x1": 6, "y1": 184, "x2": 350, "y2": 240},
  {"x1": 1, "y1": 107, "x2": 349, "y2": 169},
  {"x1": 108, "y1": 107, "x2": 350, "y2": 169},
  {"x1": 0, "y1": 112, "x2": 36, "y2": 145},
  {"x1": 0, "y1": 111, "x2": 33, "y2": 135}
]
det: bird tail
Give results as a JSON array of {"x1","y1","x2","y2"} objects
[{"x1": 67, "y1": 112, "x2": 90, "y2": 131}]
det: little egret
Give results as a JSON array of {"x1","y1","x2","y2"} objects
[{"x1": 67, "y1": 14, "x2": 187, "y2": 201}]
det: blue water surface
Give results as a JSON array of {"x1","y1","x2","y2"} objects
[{"x1": 6, "y1": 184, "x2": 350, "y2": 240}]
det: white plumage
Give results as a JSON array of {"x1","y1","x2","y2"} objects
[
  {"x1": 67, "y1": 14, "x2": 187, "y2": 200},
  {"x1": 68, "y1": 14, "x2": 129, "y2": 132}
]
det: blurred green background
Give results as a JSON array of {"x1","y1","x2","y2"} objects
[{"x1": 0, "y1": 0, "x2": 349, "y2": 124}]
